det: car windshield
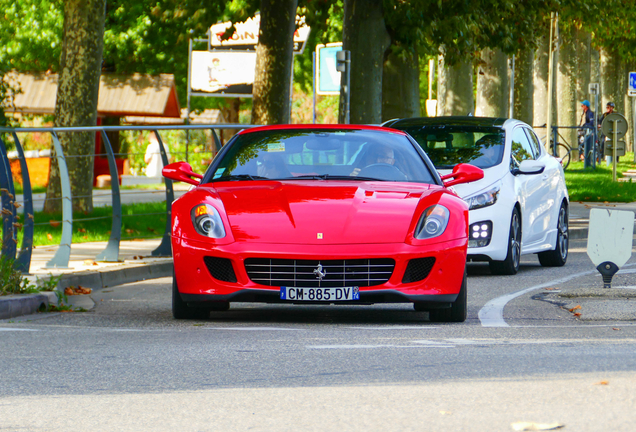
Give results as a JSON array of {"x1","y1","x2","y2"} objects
[
  {"x1": 399, "y1": 126, "x2": 505, "y2": 169},
  {"x1": 206, "y1": 129, "x2": 436, "y2": 183}
]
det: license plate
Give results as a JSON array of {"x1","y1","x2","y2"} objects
[{"x1": 280, "y1": 286, "x2": 360, "y2": 301}]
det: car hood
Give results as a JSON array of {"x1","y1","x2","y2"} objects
[
  {"x1": 438, "y1": 166, "x2": 504, "y2": 199},
  {"x1": 212, "y1": 181, "x2": 437, "y2": 244}
]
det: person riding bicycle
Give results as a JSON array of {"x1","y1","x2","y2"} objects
[
  {"x1": 578, "y1": 100, "x2": 595, "y2": 161},
  {"x1": 598, "y1": 102, "x2": 616, "y2": 162}
]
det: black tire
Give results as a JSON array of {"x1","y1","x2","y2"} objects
[
  {"x1": 209, "y1": 302, "x2": 230, "y2": 312},
  {"x1": 556, "y1": 143, "x2": 571, "y2": 170},
  {"x1": 490, "y1": 208, "x2": 522, "y2": 275},
  {"x1": 538, "y1": 201, "x2": 569, "y2": 267},
  {"x1": 428, "y1": 271, "x2": 467, "y2": 323},
  {"x1": 172, "y1": 275, "x2": 209, "y2": 320}
]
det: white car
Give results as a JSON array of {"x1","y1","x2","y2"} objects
[{"x1": 384, "y1": 117, "x2": 569, "y2": 275}]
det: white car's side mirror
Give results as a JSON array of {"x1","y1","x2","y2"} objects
[{"x1": 515, "y1": 160, "x2": 546, "y2": 175}]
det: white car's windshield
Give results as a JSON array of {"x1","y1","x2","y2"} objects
[
  {"x1": 207, "y1": 129, "x2": 437, "y2": 183},
  {"x1": 401, "y1": 126, "x2": 505, "y2": 169}
]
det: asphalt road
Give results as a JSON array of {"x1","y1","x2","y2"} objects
[{"x1": 1, "y1": 237, "x2": 636, "y2": 431}]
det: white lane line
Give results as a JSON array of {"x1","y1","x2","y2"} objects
[
  {"x1": 479, "y1": 263, "x2": 636, "y2": 327},
  {"x1": 478, "y1": 270, "x2": 596, "y2": 327},
  {"x1": 307, "y1": 344, "x2": 455, "y2": 349},
  {"x1": 0, "y1": 328, "x2": 39, "y2": 332},
  {"x1": 345, "y1": 326, "x2": 439, "y2": 330},
  {"x1": 205, "y1": 327, "x2": 302, "y2": 331}
]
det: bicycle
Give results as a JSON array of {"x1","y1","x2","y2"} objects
[{"x1": 535, "y1": 125, "x2": 572, "y2": 170}]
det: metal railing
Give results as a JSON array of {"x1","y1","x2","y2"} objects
[
  {"x1": 534, "y1": 124, "x2": 597, "y2": 168},
  {"x1": 0, "y1": 123, "x2": 256, "y2": 273}
]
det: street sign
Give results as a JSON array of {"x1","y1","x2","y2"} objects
[
  {"x1": 629, "y1": 71, "x2": 636, "y2": 97},
  {"x1": 601, "y1": 112, "x2": 628, "y2": 139},
  {"x1": 209, "y1": 14, "x2": 310, "y2": 54},
  {"x1": 315, "y1": 43, "x2": 342, "y2": 95},
  {"x1": 589, "y1": 82, "x2": 599, "y2": 95},
  {"x1": 190, "y1": 51, "x2": 256, "y2": 96},
  {"x1": 587, "y1": 208, "x2": 634, "y2": 287}
]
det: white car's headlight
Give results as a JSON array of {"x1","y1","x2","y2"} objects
[
  {"x1": 465, "y1": 184, "x2": 500, "y2": 210},
  {"x1": 414, "y1": 205, "x2": 450, "y2": 239},
  {"x1": 191, "y1": 204, "x2": 226, "y2": 238}
]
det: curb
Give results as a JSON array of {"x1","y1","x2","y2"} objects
[
  {"x1": 569, "y1": 226, "x2": 587, "y2": 240},
  {"x1": 0, "y1": 259, "x2": 173, "y2": 320}
]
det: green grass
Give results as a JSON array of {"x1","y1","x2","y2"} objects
[
  {"x1": 18, "y1": 201, "x2": 167, "y2": 247},
  {"x1": 565, "y1": 152, "x2": 636, "y2": 202}
]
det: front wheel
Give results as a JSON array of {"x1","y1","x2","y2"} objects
[
  {"x1": 428, "y1": 271, "x2": 467, "y2": 323},
  {"x1": 172, "y1": 275, "x2": 209, "y2": 320},
  {"x1": 490, "y1": 208, "x2": 521, "y2": 275},
  {"x1": 538, "y1": 201, "x2": 569, "y2": 267}
]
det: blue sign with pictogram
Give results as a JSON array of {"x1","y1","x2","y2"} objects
[{"x1": 629, "y1": 72, "x2": 636, "y2": 96}]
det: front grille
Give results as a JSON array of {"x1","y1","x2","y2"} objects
[
  {"x1": 402, "y1": 257, "x2": 436, "y2": 283},
  {"x1": 204, "y1": 256, "x2": 237, "y2": 283},
  {"x1": 244, "y1": 258, "x2": 395, "y2": 288}
]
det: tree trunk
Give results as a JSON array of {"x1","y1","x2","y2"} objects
[
  {"x1": 339, "y1": 0, "x2": 390, "y2": 124},
  {"x1": 601, "y1": 47, "x2": 622, "y2": 116},
  {"x1": 533, "y1": 32, "x2": 549, "y2": 129},
  {"x1": 514, "y1": 48, "x2": 534, "y2": 125},
  {"x1": 220, "y1": 98, "x2": 241, "y2": 144},
  {"x1": 437, "y1": 54, "x2": 474, "y2": 116},
  {"x1": 556, "y1": 27, "x2": 577, "y2": 153},
  {"x1": 251, "y1": 0, "x2": 298, "y2": 125},
  {"x1": 381, "y1": 45, "x2": 420, "y2": 122},
  {"x1": 475, "y1": 48, "x2": 508, "y2": 117},
  {"x1": 44, "y1": 0, "x2": 106, "y2": 214},
  {"x1": 575, "y1": 30, "x2": 591, "y2": 109}
]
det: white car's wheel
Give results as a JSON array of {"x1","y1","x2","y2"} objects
[
  {"x1": 538, "y1": 201, "x2": 568, "y2": 267},
  {"x1": 490, "y1": 208, "x2": 521, "y2": 275}
]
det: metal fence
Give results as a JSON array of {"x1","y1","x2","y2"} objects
[{"x1": 0, "y1": 124, "x2": 255, "y2": 273}]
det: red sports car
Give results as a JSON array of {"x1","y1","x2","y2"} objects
[{"x1": 163, "y1": 124, "x2": 483, "y2": 322}]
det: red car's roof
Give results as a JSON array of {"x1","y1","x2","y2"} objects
[{"x1": 238, "y1": 124, "x2": 408, "y2": 136}]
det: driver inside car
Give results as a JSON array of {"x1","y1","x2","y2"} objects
[{"x1": 351, "y1": 144, "x2": 396, "y2": 176}]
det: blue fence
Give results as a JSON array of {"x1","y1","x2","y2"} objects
[{"x1": 0, "y1": 124, "x2": 255, "y2": 273}]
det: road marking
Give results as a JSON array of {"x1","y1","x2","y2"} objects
[
  {"x1": 478, "y1": 270, "x2": 596, "y2": 327},
  {"x1": 479, "y1": 263, "x2": 636, "y2": 327},
  {"x1": 307, "y1": 344, "x2": 454, "y2": 349},
  {"x1": 205, "y1": 327, "x2": 302, "y2": 331},
  {"x1": 345, "y1": 326, "x2": 439, "y2": 330},
  {"x1": 0, "y1": 328, "x2": 39, "y2": 332}
]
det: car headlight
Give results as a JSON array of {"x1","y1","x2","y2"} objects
[
  {"x1": 415, "y1": 205, "x2": 450, "y2": 239},
  {"x1": 191, "y1": 204, "x2": 226, "y2": 238},
  {"x1": 465, "y1": 184, "x2": 500, "y2": 210}
]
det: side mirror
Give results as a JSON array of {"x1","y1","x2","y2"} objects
[
  {"x1": 162, "y1": 161, "x2": 203, "y2": 186},
  {"x1": 513, "y1": 160, "x2": 545, "y2": 176},
  {"x1": 441, "y1": 163, "x2": 484, "y2": 187}
]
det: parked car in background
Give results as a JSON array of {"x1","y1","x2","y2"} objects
[
  {"x1": 383, "y1": 117, "x2": 569, "y2": 275},
  {"x1": 163, "y1": 124, "x2": 484, "y2": 322}
]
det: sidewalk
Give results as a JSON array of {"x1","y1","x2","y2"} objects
[
  {"x1": 1, "y1": 239, "x2": 172, "y2": 320},
  {"x1": 2, "y1": 201, "x2": 635, "y2": 320}
]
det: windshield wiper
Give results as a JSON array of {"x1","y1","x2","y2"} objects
[
  {"x1": 211, "y1": 174, "x2": 268, "y2": 182},
  {"x1": 282, "y1": 174, "x2": 386, "y2": 181}
]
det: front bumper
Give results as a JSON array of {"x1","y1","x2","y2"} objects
[{"x1": 172, "y1": 236, "x2": 467, "y2": 304}]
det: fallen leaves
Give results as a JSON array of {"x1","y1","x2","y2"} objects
[
  {"x1": 594, "y1": 380, "x2": 609, "y2": 385},
  {"x1": 544, "y1": 287, "x2": 559, "y2": 291},
  {"x1": 46, "y1": 233, "x2": 53, "y2": 241},
  {"x1": 83, "y1": 259, "x2": 98, "y2": 266},
  {"x1": 64, "y1": 285, "x2": 92, "y2": 295},
  {"x1": 613, "y1": 328, "x2": 621, "y2": 331},
  {"x1": 568, "y1": 305, "x2": 581, "y2": 312},
  {"x1": 511, "y1": 422, "x2": 565, "y2": 431},
  {"x1": 132, "y1": 255, "x2": 145, "y2": 260}
]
